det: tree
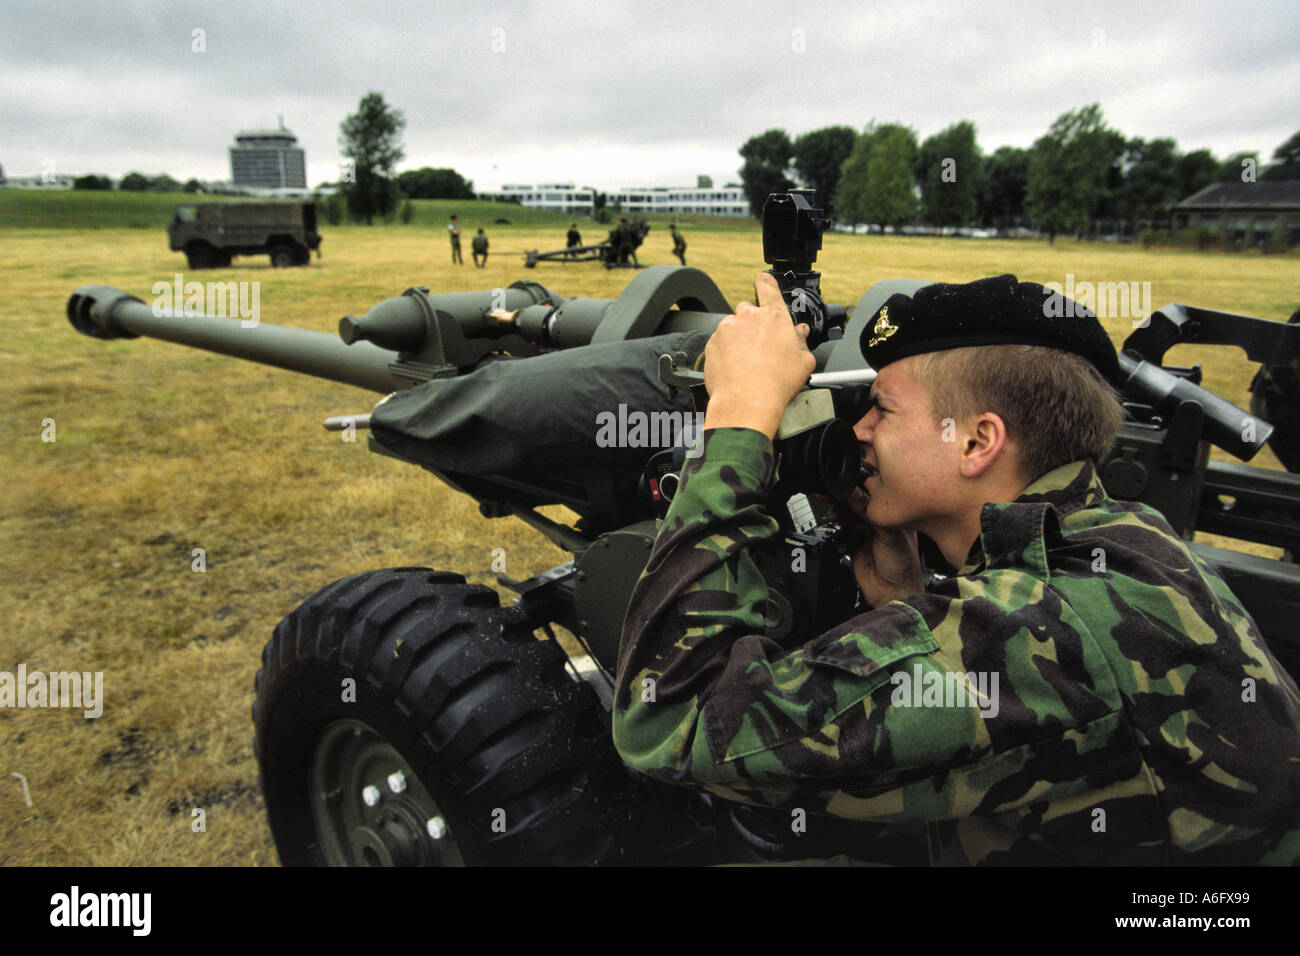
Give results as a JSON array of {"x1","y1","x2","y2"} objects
[
  {"x1": 738, "y1": 129, "x2": 794, "y2": 217},
  {"x1": 149, "y1": 173, "x2": 182, "y2": 193},
  {"x1": 118, "y1": 172, "x2": 149, "y2": 191},
  {"x1": 696, "y1": 174, "x2": 713, "y2": 189},
  {"x1": 1025, "y1": 104, "x2": 1123, "y2": 241},
  {"x1": 339, "y1": 91, "x2": 406, "y2": 225},
  {"x1": 919, "y1": 121, "x2": 983, "y2": 228},
  {"x1": 834, "y1": 129, "x2": 873, "y2": 228},
  {"x1": 73, "y1": 174, "x2": 112, "y2": 190},
  {"x1": 1115, "y1": 137, "x2": 1182, "y2": 228},
  {"x1": 183, "y1": 178, "x2": 203, "y2": 193},
  {"x1": 1262, "y1": 129, "x2": 1300, "y2": 181},
  {"x1": 396, "y1": 166, "x2": 474, "y2": 200},
  {"x1": 835, "y1": 124, "x2": 921, "y2": 230},
  {"x1": 792, "y1": 125, "x2": 856, "y2": 217},
  {"x1": 864, "y1": 125, "x2": 920, "y2": 230},
  {"x1": 1176, "y1": 149, "x2": 1219, "y2": 200},
  {"x1": 977, "y1": 146, "x2": 1030, "y2": 229},
  {"x1": 399, "y1": 198, "x2": 414, "y2": 224}
]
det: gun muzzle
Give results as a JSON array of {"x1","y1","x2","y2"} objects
[{"x1": 339, "y1": 297, "x2": 428, "y2": 351}]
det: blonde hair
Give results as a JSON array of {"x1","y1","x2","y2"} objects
[{"x1": 906, "y1": 345, "x2": 1124, "y2": 480}]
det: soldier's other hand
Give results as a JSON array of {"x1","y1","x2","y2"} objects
[
  {"x1": 852, "y1": 525, "x2": 924, "y2": 609},
  {"x1": 702, "y1": 272, "x2": 816, "y2": 439}
]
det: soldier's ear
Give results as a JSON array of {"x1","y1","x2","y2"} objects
[{"x1": 957, "y1": 412, "x2": 1009, "y2": 479}]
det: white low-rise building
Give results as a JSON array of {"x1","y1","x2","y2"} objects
[
  {"x1": 476, "y1": 183, "x2": 750, "y2": 217},
  {"x1": 2, "y1": 174, "x2": 76, "y2": 189},
  {"x1": 480, "y1": 184, "x2": 596, "y2": 214},
  {"x1": 613, "y1": 186, "x2": 748, "y2": 216}
]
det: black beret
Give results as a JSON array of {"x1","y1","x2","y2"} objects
[{"x1": 860, "y1": 274, "x2": 1119, "y2": 382}]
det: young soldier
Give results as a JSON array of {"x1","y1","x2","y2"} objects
[{"x1": 613, "y1": 271, "x2": 1300, "y2": 865}]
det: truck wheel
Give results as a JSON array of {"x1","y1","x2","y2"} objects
[
  {"x1": 185, "y1": 243, "x2": 218, "y2": 269},
  {"x1": 269, "y1": 245, "x2": 296, "y2": 268},
  {"x1": 252, "y1": 568, "x2": 641, "y2": 865}
]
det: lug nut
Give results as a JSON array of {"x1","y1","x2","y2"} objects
[
  {"x1": 427, "y1": 816, "x2": 448, "y2": 840},
  {"x1": 362, "y1": 785, "x2": 381, "y2": 807},
  {"x1": 387, "y1": 771, "x2": 407, "y2": 793}
]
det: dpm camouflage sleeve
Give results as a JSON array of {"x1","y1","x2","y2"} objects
[{"x1": 612, "y1": 427, "x2": 1007, "y2": 818}]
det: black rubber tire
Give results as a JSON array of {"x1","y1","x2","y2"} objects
[
  {"x1": 253, "y1": 568, "x2": 642, "y2": 866},
  {"x1": 185, "y1": 243, "x2": 218, "y2": 269},
  {"x1": 269, "y1": 245, "x2": 296, "y2": 268}
]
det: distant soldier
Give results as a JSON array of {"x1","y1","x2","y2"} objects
[
  {"x1": 471, "y1": 229, "x2": 489, "y2": 268},
  {"x1": 669, "y1": 224, "x2": 687, "y2": 265},
  {"x1": 448, "y1": 215, "x2": 463, "y2": 265},
  {"x1": 606, "y1": 219, "x2": 627, "y2": 266},
  {"x1": 615, "y1": 217, "x2": 638, "y2": 266},
  {"x1": 566, "y1": 223, "x2": 582, "y2": 258}
]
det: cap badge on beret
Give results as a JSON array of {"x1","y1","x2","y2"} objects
[{"x1": 867, "y1": 305, "x2": 899, "y2": 347}]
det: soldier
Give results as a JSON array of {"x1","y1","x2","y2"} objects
[
  {"x1": 614, "y1": 217, "x2": 637, "y2": 266},
  {"x1": 566, "y1": 223, "x2": 582, "y2": 259},
  {"x1": 471, "y1": 228, "x2": 489, "y2": 268},
  {"x1": 613, "y1": 271, "x2": 1300, "y2": 865},
  {"x1": 668, "y1": 224, "x2": 687, "y2": 265},
  {"x1": 448, "y1": 215, "x2": 463, "y2": 265}
]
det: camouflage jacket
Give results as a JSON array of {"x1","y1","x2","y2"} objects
[{"x1": 613, "y1": 428, "x2": 1300, "y2": 864}]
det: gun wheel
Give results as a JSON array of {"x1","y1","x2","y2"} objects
[{"x1": 253, "y1": 567, "x2": 641, "y2": 865}]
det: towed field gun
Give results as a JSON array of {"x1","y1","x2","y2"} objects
[
  {"x1": 66, "y1": 190, "x2": 1300, "y2": 865},
  {"x1": 525, "y1": 216, "x2": 650, "y2": 268}
]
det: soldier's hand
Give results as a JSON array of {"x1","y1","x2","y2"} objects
[
  {"x1": 852, "y1": 524, "x2": 924, "y2": 609},
  {"x1": 702, "y1": 272, "x2": 816, "y2": 439}
]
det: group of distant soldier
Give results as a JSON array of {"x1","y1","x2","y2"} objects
[
  {"x1": 446, "y1": 213, "x2": 687, "y2": 268},
  {"x1": 447, "y1": 215, "x2": 489, "y2": 268},
  {"x1": 598, "y1": 218, "x2": 687, "y2": 266}
]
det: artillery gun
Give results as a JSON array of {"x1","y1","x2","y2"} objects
[
  {"x1": 66, "y1": 191, "x2": 1300, "y2": 866},
  {"x1": 525, "y1": 216, "x2": 650, "y2": 268}
]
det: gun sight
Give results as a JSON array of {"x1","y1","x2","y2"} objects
[{"x1": 762, "y1": 190, "x2": 828, "y2": 272}]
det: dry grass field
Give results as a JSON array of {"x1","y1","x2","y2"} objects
[{"x1": 2, "y1": 217, "x2": 1297, "y2": 865}]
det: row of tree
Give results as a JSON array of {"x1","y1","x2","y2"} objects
[
  {"x1": 740, "y1": 107, "x2": 1300, "y2": 237},
  {"x1": 73, "y1": 172, "x2": 205, "y2": 192}
]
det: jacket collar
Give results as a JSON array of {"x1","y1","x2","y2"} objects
[{"x1": 958, "y1": 461, "x2": 1103, "y2": 576}]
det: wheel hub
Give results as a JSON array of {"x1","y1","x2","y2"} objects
[{"x1": 309, "y1": 719, "x2": 465, "y2": 866}]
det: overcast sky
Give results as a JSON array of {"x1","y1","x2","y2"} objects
[{"x1": 3, "y1": 0, "x2": 1297, "y2": 192}]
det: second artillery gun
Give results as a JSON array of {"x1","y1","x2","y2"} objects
[
  {"x1": 525, "y1": 216, "x2": 650, "y2": 268},
  {"x1": 67, "y1": 190, "x2": 1300, "y2": 865}
]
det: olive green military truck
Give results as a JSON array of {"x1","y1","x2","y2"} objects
[{"x1": 168, "y1": 200, "x2": 322, "y2": 269}]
